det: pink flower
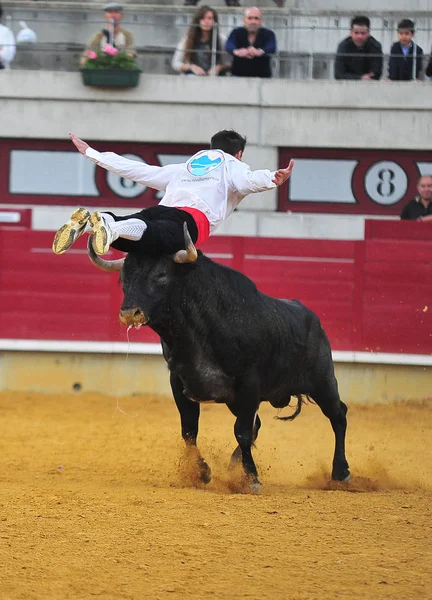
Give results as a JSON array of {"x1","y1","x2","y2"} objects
[
  {"x1": 103, "y1": 44, "x2": 118, "y2": 56},
  {"x1": 86, "y1": 50, "x2": 97, "y2": 59}
]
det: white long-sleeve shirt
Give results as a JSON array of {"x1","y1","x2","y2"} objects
[
  {"x1": 86, "y1": 147, "x2": 276, "y2": 232},
  {"x1": 0, "y1": 23, "x2": 16, "y2": 68}
]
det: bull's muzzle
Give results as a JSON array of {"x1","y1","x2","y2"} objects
[{"x1": 119, "y1": 308, "x2": 149, "y2": 329}]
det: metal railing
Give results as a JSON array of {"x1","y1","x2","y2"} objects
[{"x1": 1, "y1": 14, "x2": 431, "y2": 80}]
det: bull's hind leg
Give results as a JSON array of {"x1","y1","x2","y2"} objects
[
  {"x1": 229, "y1": 413, "x2": 261, "y2": 466},
  {"x1": 170, "y1": 373, "x2": 211, "y2": 484},
  {"x1": 313, "y1": 379, "x2": 350, "y2": 482}
]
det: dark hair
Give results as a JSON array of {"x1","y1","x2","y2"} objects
[
  {"x1": 210, "y1": 130, "x2": 247, "y2": 156},
  {"x1": 351, "y1": 16, "x2": 370, "y2": 30},
  {"x1": 397, "y1": 19, "x2": 415, "y2": 32},
  {"x1": 0, "y1": 3, "x2": 3, "y2": 21},
  {"x1": 184, "y1": 5, "x2": 223, "y2": 66}
]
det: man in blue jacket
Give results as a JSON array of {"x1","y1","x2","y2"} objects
[{"x1": 226, "y1": 7, "x2": 276, "y2": 78}]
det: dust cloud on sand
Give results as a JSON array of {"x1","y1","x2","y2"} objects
[{"x1": 0, "y1": 391, "x2": 431, "y2": 599}]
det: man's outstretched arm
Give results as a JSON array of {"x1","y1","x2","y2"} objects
[
  {"x1": 230, "y1": 158, "x2": 295, "y2": 195},
  {"x1": 69, "y1": 133, "x2": 178, "y2": 191}
]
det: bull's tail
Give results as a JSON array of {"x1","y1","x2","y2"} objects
[{"x1": 275, "y1": 395, "x2": 313, "y2": 422}]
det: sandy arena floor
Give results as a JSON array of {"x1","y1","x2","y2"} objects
[{"x1": 0, "y1": 391, "x2": 431, "y2": 600}]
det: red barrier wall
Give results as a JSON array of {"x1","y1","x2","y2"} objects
[{"x1": 0, "y1": 216, "x2": 431, "y2": 355}]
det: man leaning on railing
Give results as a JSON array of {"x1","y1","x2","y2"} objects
[
  {"x1": 334, "y1": 15, "x2": 383, "y2": 81},
  {"x1": 225, "y1": 6, "x2": 276, "y2": 78}
]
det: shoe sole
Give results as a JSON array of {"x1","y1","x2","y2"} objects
[
  {"x1": 52, "y1": 208, "x2": 90, "y2": 254},
  {"x1": 89, "y1": 212, "x2": 110, "y2": 255}
]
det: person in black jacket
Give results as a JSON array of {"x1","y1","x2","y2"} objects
[
  {"x1": 225, "y1": 7, "x2": 276, "y2": 78},
  {"x1": 400, "y1": 175, "x2": 432, "y2": 221},
  {"x1": 388, "y1": 19, "x2": 423, "y2": 81},
  {"x1": 425, "y1": 49, "x2": 432, "y2": 78},
  {"x1": 334, "y1": 15, "x2": 383, "y2": 80}
]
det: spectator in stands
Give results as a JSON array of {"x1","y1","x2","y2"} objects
[
  {"x1": 225, "y1": 7, "x2": 276, "y2": 78},
  {"x1": 172, "y1": 6, "x2": 230, "y2": 76},
  {"x1": 425, "y1": 49, "x2": 432, "y2": 78},
  {"x1": 388, "y1": 19, "x2": 423, "y2": 81},
  {"x1": 400, "y1": 175, "x2": 432, "y2": 221},
  {"x1": 334, "y1": 16, "x2": 383, "y2": 80},
  {"x1": 184, "y1": 0, "x2": 286, "y2": 6},
  {"x1": 81, "y1": 3, "x2": 135, "y2": 66},
  {"x1": 185, "y1": 0, "x2": 241, "y2": 5},
  {"x1": 0, "y1": 3, "x2": 16, "y2": 69}
]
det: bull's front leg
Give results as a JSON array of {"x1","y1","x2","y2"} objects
[
  {"x1": 170, "y1": 373, "x2": 211, "y2": 485},
  {"x1": 229, "y1": 381, "x2": 261, "y2": 493}
]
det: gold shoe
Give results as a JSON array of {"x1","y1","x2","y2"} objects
[
  {"x1": 89, "y1": 211, "x2": 112, "y2": 255},
  {"x1": 52, "y1": 208, "x2": 90, "y2": 254}
]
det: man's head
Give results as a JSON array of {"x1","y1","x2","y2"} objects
[
  {"x1": 397, "y1": 19, "x2": 415, "y2": 47},
  {"x1": 104, "y1": 2, "x2": 124, "y2": 26},
  {"x1": 243, "y1": 7, "x2": 262, "y2": 34},
  {"x1": 350, "y1": 16, "x2": 370, "y2": 48},
  {"x1": 210, "y1": 130, "x2": 247, "y2": 159},
  {"x1": 417, "y1": 175, "x2": 432, "y2": 205}
]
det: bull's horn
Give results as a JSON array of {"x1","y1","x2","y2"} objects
[
  {"x1": 173, "y1": 222, "x2": 198, "y2": 264},
  {"x1": 87, "y1": 236, "x2": 125, "y2": 272}
]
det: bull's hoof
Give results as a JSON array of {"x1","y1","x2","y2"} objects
[
  {"x1": 198, "y1": 457, "x2": 212, "y2": 484},
  {"x1": 332, "y1": 469, "x2": 351, "y2": 482},
  {"x1": 250, "y1": 482, "x2": 261, "y2": 495}
]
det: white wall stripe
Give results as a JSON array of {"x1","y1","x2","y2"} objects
[{"x1": 0, "y1": 340, "x2": 430, "y2": 366}]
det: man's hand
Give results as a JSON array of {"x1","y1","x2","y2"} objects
[
  {"x1": 272, "y1": 159, "x2": 294, "y2": 186},
  {"x1": 247, "y1": 47, "x2": 264, "y2": 58},
  {"x1": 234, "y1": 48, "x2": 250, "y2": 58},
  {"x1": 361, "y1": 73, "x2": 374, "y2": 80},
  {"x1": 69, "y1": 132, "x2": 89, "y2": 155}
]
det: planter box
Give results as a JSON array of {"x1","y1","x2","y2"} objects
[{"x1": 81, "y1": 69, "x2": 141, "y2": 88}]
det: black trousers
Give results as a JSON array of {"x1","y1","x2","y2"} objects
[{"x1": 106, "y1": 205, "x2": 198, "y2": 255}]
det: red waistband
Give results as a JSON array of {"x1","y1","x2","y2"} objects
[{"x1": 178, "y1": 207, "x2": 210, "y2": 247}]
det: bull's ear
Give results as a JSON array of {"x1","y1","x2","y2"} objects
[
  {"x1": 173, "y1": 222, "x2": 198, "y2": 264},
  {"x1": 87, "y1": 237, "x2": 125, "y2": 272}
]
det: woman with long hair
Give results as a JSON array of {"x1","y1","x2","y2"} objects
[{"x1": 172, "y1": 6, "x2": 229, "y2": 76}]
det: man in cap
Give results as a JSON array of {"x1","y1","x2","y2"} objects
[{"x1": 81, "y1": 2, "x2": 135, "y2": 65}]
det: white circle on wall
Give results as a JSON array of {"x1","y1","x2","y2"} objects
[
  {"x1": 364, "y1": 161, "x2": 408, "y2": 205},
  {"x1": 106, "y1": 154, "x2": 147, "y2": 198}
]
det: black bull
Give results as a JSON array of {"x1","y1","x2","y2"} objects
[{"x1": 87, "y1": 228, "x2": 350, "y2": 492}]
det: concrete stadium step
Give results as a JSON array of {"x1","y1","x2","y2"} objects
[
  {"x1": 4, "y1": 0, "x2": 431, "y2": 10},
  {"x1": 4, "y1": 0, "x2": 293, "y2": 9}
]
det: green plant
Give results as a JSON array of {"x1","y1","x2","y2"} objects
[{"x1": 82, "y1": 44, "x2": 140, "y2": 70}]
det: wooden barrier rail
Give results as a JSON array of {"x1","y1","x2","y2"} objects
[{"x1": 0, "y1": 215, "x2": 431, "y2": 355}]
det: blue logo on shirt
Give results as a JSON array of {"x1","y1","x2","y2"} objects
[{"x1": 187, "y1": 150, "x2": 224, "y2": 177}]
